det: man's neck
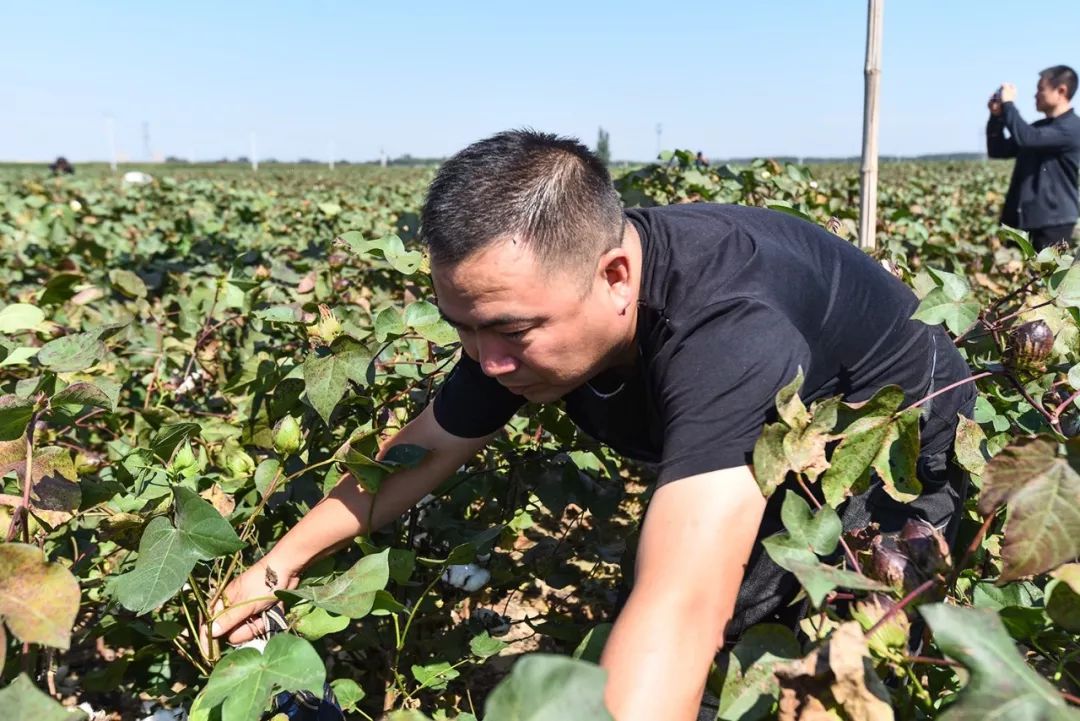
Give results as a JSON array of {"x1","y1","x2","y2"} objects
[{"x1": 1046, "y1": 103, "x2": 1072, "y2": 119}]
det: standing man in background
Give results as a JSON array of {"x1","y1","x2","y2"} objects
[{"x1": 987, "y1": 65, "x2": 1080, "y2": 251}]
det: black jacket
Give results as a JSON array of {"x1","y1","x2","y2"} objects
[{"x1": 987, "y1": 103, "x2": 1080, "y2": 229}]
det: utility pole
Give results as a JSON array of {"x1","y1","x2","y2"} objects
[
  {"x1": 655, "y1": 123, "x2": 663, "y2": 159},
  {"x1": 250, "y1": 131, "x2": 258, "y2": 172},
  {"x1": 105, "y1": 115, "x2": 118, "y2": 172},
  {"x1": 858, "y1": 0, "x2": 884, "y2": 250},
  {"x1": 142, "y1": 121, "x2": 151, "y2": 162},
  {"x1": 329, "y1": 141, "x2": 335, "y2": 171}
]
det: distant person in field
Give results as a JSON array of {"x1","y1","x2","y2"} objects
[
  {"x1": 208, "y1": 131, "x2": 975, "y2": 721},
  {"x1": 987, "y1": 65, "x2": 1080, "y2": 251},
  {"x1": 49, "y1": 156, "x2": 74, "y2": 175},
  {"x1": 694, "y1": 150, "x2": 709, "y2": 168}
]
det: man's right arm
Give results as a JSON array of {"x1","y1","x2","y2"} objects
[
  {"x1": 986, "y1": 99, "x2": 1017, "y2": 158},
  {"x1": 209, "y1": 403, "x2": 495, "y2": 644}
]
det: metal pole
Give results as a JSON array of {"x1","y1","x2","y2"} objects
[
  {"x1": 858, "y1": 0, "x2": 884, "y2": 250},
  {"x1": 105, "y1": 115, "x2": 118, "y2": 172},
  {"x1": 655, "y1": 123, "x2": 662, "y2": 159},
  {"x1": 250, "y1": 131, "x2": 258, "y2": 172}
]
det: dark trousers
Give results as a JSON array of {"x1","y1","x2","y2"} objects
[{"x1": 1030, "y1": 223, "x2": 1076, "y2": 252}]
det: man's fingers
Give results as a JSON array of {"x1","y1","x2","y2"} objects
[
  {"x1": 209, "y1": 597, "x2": 268, "y2": 638},
  {"x1": 227, "y1": 617, "x2": 266, "y2": 645}
]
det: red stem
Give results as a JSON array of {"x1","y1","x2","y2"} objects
[
  {"x1": 906, "y1": 371, "x2": 995, "y2": 412},
  {"x1": 794, "y1": 475, "x2": 862, "y2": 573},
  {"x1": 866, "y1": 578, "x2": 937, "y2": 638}
]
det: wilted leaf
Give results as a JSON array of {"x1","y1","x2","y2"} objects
[
  {"x1": 484, "y1": 654, "x2": 614, "y2": 721},
  {"x1": 51, "y1": 380, "x2": 119, "y2": 412},
  {"x1": 283, "y1": 549, "x2": 389, "y2": 618},
  {"x1": 0, "y1": 544, "x2": 80, "y2": 649},
  {"x1": 109, "y1": 269, "x2": 147, "y2": 299},
  {"x1": 775, "y1": 622, "x2": 894, "y2": 721},
  {"x1": 0, "y1": 442, "x2": 81, "y2": 512},
  {"x1": 822, "y1": 387, "x2": 921, "y2": 506},
  {"x1": 921, "y1": 603, "x2": 1080, "y2": 720},
  {"x1": 979, "y1": 436, "x2": 1080, "y2": 580},
  {"x1": 190, "y1": 634, "x2": 325, "y2": 721},
  {"x1": 753, "y1": 422, "x2": 789, "y2": 498},
  {"x1": 953, "y1": 414, "x2": 989, "y2": 477}
]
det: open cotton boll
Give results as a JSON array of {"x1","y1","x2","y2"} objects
[
  {"x1": 235, "y1": 637, "x2": 268, "y2": 653},
  {"x1": 441, "y1": 563, "x2": 490, "y2": 592},
  {"x1": 139, "y1": 707, "x2": 188, "y2": 721}
]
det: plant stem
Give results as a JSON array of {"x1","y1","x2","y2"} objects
[
  {"x1": 948, "y1": 508, "x2": 999, "y2": 591},
  {"x1": 906, "y1": 371, "x2": 995, "y2": 412},
  {"x1": 866, "y1": 578, "x2": 937, "y2": 638},
  {"x1": 6, "y1": 409, "x2": 40, "y2": 543},
  {"x1": 794, "y1": 474, "x2": 862, "y2": 573}
]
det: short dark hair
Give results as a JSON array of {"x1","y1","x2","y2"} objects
[
  {"x1": 1040, "y1": 65, "x2": 1078, "y2": 100},
  {"x1": 420, "y1": 130, "x2": 624, "y2": 277}
]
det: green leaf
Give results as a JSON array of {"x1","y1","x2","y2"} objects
[
  {"x1": 0, "y1": 304, "x2": 45, "y2": 334},
  {"x1": 330, "y1": 678, "x2": 365, "y2": 712},
  {"x1": 191, "y1": 634, "x2": 326, "y2": 721},
  {"x1": 928, "y1": 266, "x2": 971, "y2": 302},
  {"x1": 780, "y1": 491, "x2": 841, "y2": 556},
  {"x1": 382, "y1": 443, "x2": 429, "y2": 469},
  {"x1": 921, "y1": 603, "x2": 1080, "y2": 720},
  {"x1": 374, "y1": 306, "x2": 406, "y2": 342},
  {"x1": 303, "y1": 340, "x2": 372, "y2": 424},
  {"x1": 173, "y1": 486, "x2": 243, "y2": 558},
  {"x1": 483, "y1": 654, "x2": 614, "y2": 721},
  {"x1": 284, "y1": 549, "x2": 390, "y2": 618},
  {"x1": 0, "y1": 544, "x2": 80, "y2": 649},
  {"x1": 51, "y1": 380, "x2": 119, "y2": 412},
  {"x1": 471, "y1": 631, "x2": 508, "y2": 659},
  {"x1": 912, "y1": 287, "x2": 980, "y2": 334},
  {"x1": 763, "y1": 534, "x2": 888, "y2": 607},
  {"x1": 37, "y1": 332, "x2": 106, "y2": 373},
  {"x1": 1000, "y1": 225, "x2": 1035, "y2": 259},
  {"x1": 112, "y1": 516, "x2": 194, "y2": 614},
  {"x1": 109, "y1": 269, "x2": 147, "y2": 299},
  {"x1": 294, "y1": 605, "x2": 350, "y2": 640},
  {"x1": 0, "y1": 674, "x2": 85, "y2": 721},
  {"x1": 572, "y1": 624, "x2": 612, "y2": 664},
  {"x1": 1047, "y1": 564, "x2": 1080, "y2": 632},
  {"x1": 0, "y1": 395, "x2": 34, "y2": 441},
  {"x1": 979, "y1": 436, "x2": 1080, "y2": 580},
  {"x1": 0, "y1": 346, "x2": 39, "y2": 367},
  {"x1": 149, "y1": 422, "x2": 202, "y2": 461},
  {"x1": 411, "y1": 661, "x2": 460, "y2": 691},
  {"x1": 714, "y1": 624, "x2": 800, "y2": 721},
  {"x1": 254, "y1": 458, "x2": 282, "y2": 498},
  {"x1": 1053, "y1": 263, "x2": 1080, "y2": 309},
  {"x1": 403, "y1": 300, "x2": 441, "y2": 328}
]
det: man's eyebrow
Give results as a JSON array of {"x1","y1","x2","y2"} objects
[{"x1": 437, "y1": 307, "x2": 544, "y2": 331}]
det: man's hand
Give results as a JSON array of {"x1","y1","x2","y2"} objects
[
  {"x1": 1000, "y1": 82, "x2": 1017, "y2": 103},
  {"x1": 599, "y1": 466, "x2": 766, "y2": 721},
  {"x1": 205, "y1": 555, "x2": 300, "y2": 647}
]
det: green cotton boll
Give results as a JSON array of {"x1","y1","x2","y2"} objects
[
  {"x1": 224, "y1": 447, "x2": 256, "y2": 478},
  {"x1": 170, "y1": 442, "x2": 199, "y2": 480},
  {"x1": 272, "y1": 415, "x2": 303, "y2": 456}
]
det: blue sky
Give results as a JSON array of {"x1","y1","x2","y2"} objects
[{"x1": 5, "y1": 1, "x2": 1079, "y2": 162}]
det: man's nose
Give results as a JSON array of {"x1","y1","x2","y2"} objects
[{"x1": 476, "y1": 335, "x2": 519, "y2": 377}]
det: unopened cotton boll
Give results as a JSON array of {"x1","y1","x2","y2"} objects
[{"x1": 442, "y1": 563, "x2": 491, "y2": 592}]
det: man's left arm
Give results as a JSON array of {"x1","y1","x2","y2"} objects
[
  {"x1": 999, "y1": 84, "x2": 1079, "y2": 151},
  {"x1": 599, "y1": 465, "x2": 766, "y2": 721}
]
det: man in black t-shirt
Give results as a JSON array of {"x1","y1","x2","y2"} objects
[{"x1": 211, "y1": 131, "x2": 975, "y2": 721}]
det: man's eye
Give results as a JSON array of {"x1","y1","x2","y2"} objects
[{"x1": 503, "y1": 328, "x2": 530, "y2": 340}]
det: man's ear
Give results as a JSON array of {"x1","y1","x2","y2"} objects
[{"x1": 597, "y1": 247, "x2": 633, "y2": 313}]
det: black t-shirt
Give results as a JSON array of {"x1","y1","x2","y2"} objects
[{"x1": 433, "y1": 203, "x2": 973, "y2": 486}]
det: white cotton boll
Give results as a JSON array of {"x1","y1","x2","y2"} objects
[
  {"x1": 140, "y1": 709, "x2": 188, "y2": 721},
  {"x1": 442, "y1": 563, "x2": 490, "y2": 592},
  {"x1": 235, "y1": 637, "x2": 268, "y2": 653},
  {"x1": 809, "y1": 180, "x2": 819, "y2": 188},
  {"x1": 123, "y1": 171, "x2": 154, "y2": 185},
  {"x1": 78, "y1": 703, "x2": 107, "y2": 721},
  {"x1": 471, "y1": 608, "x2": 511, "y2": 636}
]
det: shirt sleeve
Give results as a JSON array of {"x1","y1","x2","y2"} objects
[
  {"x1": 653, "y1": 300, "x2": 812, "y2": 486},
  {"x1": 1001, "y1": 103, "x2": 1080, "y2": 151},
  {"x1": 432, "y1": 353, "x2": 526, "y2": 438},
  {"x1": 986, "y1": 114, "x2": 1017, "y2": 158}
]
